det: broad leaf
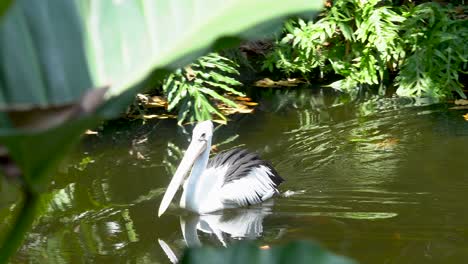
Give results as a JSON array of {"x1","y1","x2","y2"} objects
[
  {"x1": 181, "y1": 241, "x2": 357, "y2": 264},
  {"x1": 0, "y1": 1, "x2": 13, "y2": 20},
  {"x1": 0, "y1": 0, "x2": 322, "y2": 193}
]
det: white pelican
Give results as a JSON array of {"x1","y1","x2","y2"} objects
[{"x1": 158, "y1": 120, "x2": 284, "y2": 216}]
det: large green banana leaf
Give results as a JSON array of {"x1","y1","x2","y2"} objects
[{"x1": 0, "y1": 0, "x2": 322, "y2": 192}]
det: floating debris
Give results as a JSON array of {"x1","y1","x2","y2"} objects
[
  {"x1": 127, "y1": 93, "x2": 258, "y2": 121},
  {"x1": 282, "y1": 190, "x2": 306, "y2": 197},
  {"x1": 375, "y1": 138, "x2": 400, "y2": 150},
  {"x1": 450, "y1": 99, "x2": 468, "y2": 110},
  {"x1": 454, "y1": 99, "x2": 468, "y2": 105},
  {"x1": 84, "y1": 130, "x2": 98, "y2": 135},
  {"x1": 254, "y1": 78, "x2": 305, "y2": 88}
]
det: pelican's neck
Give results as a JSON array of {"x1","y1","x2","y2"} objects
[
  {"x1": 191, "y1": 139, "x2": 211, "y2": 180},
  {"x1": 181, "y1": 139, "x2": 211, "y2": 209}
]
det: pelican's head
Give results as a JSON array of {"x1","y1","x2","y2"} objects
[
  {"x1": 191, "y1": 120, "x2": 214, "y2": 144},
  {"x1": 158, "y1": 120, "x2": 214, "y2": 217}
]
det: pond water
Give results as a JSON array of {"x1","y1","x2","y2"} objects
[{"x1": 4, "y1": 88, "x2": 468, "y2": 263}]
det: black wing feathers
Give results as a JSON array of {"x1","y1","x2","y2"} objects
[{"x1": 207, "y1": 148, "x2": 284, "y2": 186}]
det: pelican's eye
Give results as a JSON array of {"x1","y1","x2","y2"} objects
[{"x1": 200, "y1": 133, "x2": 206, "y2": 141}]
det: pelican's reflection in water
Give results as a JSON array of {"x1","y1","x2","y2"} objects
[{"x1": 158, "y1": 203, "x2": 273, "y2": 263}]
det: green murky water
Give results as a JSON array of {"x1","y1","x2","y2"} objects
[{"x1": 3, "y1": 88, "x2": 468, "y2": 263}]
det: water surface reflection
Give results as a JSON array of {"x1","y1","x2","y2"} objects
[{"x1": 3, "y1": 88, "x2": 468, "y2": 263}]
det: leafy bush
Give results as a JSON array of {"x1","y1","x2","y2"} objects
[
  {"x1": 264, "y1": 0, "x2": 467, "y2": 99},
  {"x1": 162, "y1": 53, "x2": 244, "y2": 125},
  {"x1": 396, "y1": 3, "x2": 468, "y2": 98}
]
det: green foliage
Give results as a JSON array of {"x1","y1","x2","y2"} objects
[
  {"x1": 396, "y1": 3, "x2": 468, "y2": 98},
  {"x1": 264, "y1": 0, "x2": 467, "y2": 99},
  {"x1": 0, "y1": 0, "x2": 322, "y2": 261},
  {"x1": 0, "y1": 0, "x2": 321, "y2": 191},
  {"x1": 0, "y1": 0, "x2": 13, "y2": 20},
  {"x1": 163, "y1": 53, "x2": 244, "y2": 125},
  {"x1": 181, "y1": 241, "x2": 356, "y2": 264},
  {"x1": 264, "y1": 0, "x2": 405, "y2": 90}
]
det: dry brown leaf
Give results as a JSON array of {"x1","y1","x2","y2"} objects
[
  {"x1": 454, "y1": 99, "x2": 468, "y2": 106},
  {"x1": 127, "y1": 114, "x2": 177, "y2": 120},
  {"x1": 449, "y1": 106, "x2": 468, "y2": 110},
  {"x1": 212, "y1": 119, "x2": 227, "y2": 125},
  {"x1": 184, "y1": 66, "x2": 196, "y2": 81},
  {"x1": 254, "y1": 78, "x2": 277, "y2": 87},
  {"x1": 84, "y1": 130, "x2": 98, "y2": 135},
  {"x1": 143, "y1": 114, "x2": 176, "y2": 119},
  {"x1": 145, "y1": 96, "x2": 167, "y2": 108},
  {"x1": 376, "y1": 138, "x2": 399, "y2": 149},
  {"x1": 233, "y1": 108, "x2": 254, "y2": 114},
  {"x1": 235, "y1": 96, "x2": 253, "y2": 101},
  {"x1": 254, "y1": 77, "x2": 304, "y2": 88},
  {"x1": 242, "y1": 101, "x2": 259, "y2": 106},
  {"x1": 128, "y1": 91, "x2": 258, "y2": 121}
]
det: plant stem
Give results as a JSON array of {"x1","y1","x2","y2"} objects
[{"x1": 0, "y1": 189, "x2": 39, "y2": 264}]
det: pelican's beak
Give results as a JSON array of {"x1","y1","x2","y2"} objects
[{"x1": 158, "y1": 139, "x2": 207, "y2": 217}]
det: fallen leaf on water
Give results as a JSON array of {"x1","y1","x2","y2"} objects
[
  {"x1": 85, "y1": 130, "x2": 98, "y2": 135},
  {"x1": 463, "y1": 113, "x2": 468, "y2": 121},
  {"x1": 242, "y1": 101, "x2": 259, "y2": 106},
  {"x1": 211, "y1": 119, "x2": 227, "y2": 125},
  {"x1": 128, "y1": 114, "x2": 177, "y2": 120},
  {"x1": 454, "y1": 99, "x2": 468, "y2": 106},
  {"x1": 449, "y1": 106, "x2": 468, "y2": 110},
  {"x1": 254, "y1": 78, "x2": 305, "y2": 88},
  {"x1": 146, "y1": 96, "x2": 167, "y2": 108},
  {"x1": 135, "y1": 94, "x2": 167, "y2": 108},
  {"x1": 375, "y1": 138, "x2": 400, "y2": 149},
  {"x1": 128, "y1": 93, "x2": 258, "y2": 120},
  {"x1": 215, "y1": 95, "x2": 257, "y2": 115},
  {"x1": 235, "y1": 96, "x2": 253, "y2": 101}
]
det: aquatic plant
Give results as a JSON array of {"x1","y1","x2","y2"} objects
[{"x1": 264, "y1": 0, "x2": 467, "y2": 98}]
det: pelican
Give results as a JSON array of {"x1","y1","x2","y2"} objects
[{"x1": 158, "y1": 120, "x2": 284, "y2": 216}]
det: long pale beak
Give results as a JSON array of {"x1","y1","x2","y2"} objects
[{"x1": 158, "y1": 139, "x2": 207, "y2": 217}]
